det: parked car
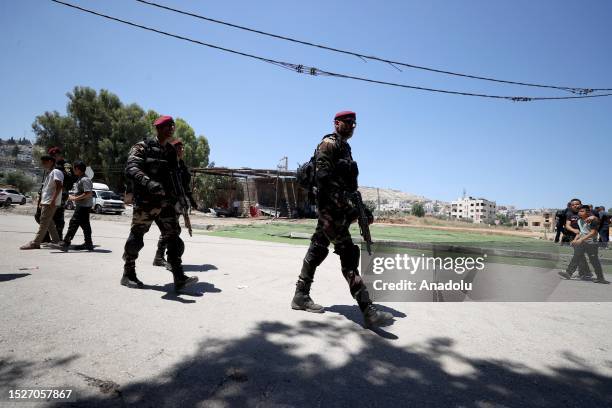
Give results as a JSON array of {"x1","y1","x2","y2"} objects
[
  {"x1": 0, "y1": 188, "x2": 27, "y2": 205},
  {"x1": 65, "y1": 182, "x2": 125, "y2": 215},
  {"x1": 92, "y1": 190, "x2": 125, "y2": 215}
]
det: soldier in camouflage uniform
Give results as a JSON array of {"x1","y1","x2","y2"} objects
[
  {"x1": 153, "y1": 139, "x2": 197, "y2": 269},
  {"x1": 121, "y1": 115, "x2": 198, "y2": 291},
  {"x1": 291, "y1": 111, "x2": 393, "y2": 328}
]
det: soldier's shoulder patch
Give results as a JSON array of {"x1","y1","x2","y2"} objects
[
  {"x1": 318, "y1": 136, "x2": 337, "y2": 153},
  {"x1": 128, "y1": 142, "x2": 146, "y2": 156}
]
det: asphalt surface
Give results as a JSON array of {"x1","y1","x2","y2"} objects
[{"x1": 1, "y1": 214, "x2": 611, "y2": 407}]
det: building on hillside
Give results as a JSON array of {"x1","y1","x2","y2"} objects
[
  {"x1": 378, "y1": 199, "x2": 412, "y2": 212},
  {"x1": 450, "y1": 196, "x2": 497, "y2": 224},
  {"x1": 497, "y1": 205, "x2": 516, "y2": 220},
  {"x1": 523, "y1": 211, "x2": 555, "y2": 232}
]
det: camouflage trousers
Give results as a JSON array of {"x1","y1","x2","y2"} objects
[
  {"x1": 123, "y1": 202, "x2": 184, "y2": 272},
  {"x1": 154, "y1": 216, "x2": 183, "y2": 263},
  {"x1": 300, "y1": 207, "x2": 371, "y2": 310}
]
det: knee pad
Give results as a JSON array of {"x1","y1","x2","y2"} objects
[
  {"x1": 166, "y1": 236, "x2": 185, "y2": 263},
  {"x1": 337, "y1": 243, "x2": 360, "y2": 271},
  {"x1": 305, "y1": 244, "x2": 329, "y2": 267},
  {"x1": 124, "y1": 232, "x2": 144, "y2": 259}
]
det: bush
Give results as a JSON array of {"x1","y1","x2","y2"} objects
[
  {"x1": 1, "y1": 171, "x2": 35, "y2": 194},
  {"x1": 411, "y1": 202, "x2": 425, "y2": 217}
]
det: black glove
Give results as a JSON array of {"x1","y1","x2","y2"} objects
[{"x1": 146, "y1": 180, "x2": 165, "y2": 196}]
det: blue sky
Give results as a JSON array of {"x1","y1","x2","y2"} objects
[{"x1": 1, "y1": 0, "x2": 610, "y2": 209}]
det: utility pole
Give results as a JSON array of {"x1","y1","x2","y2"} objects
[{"x1": 274, "y1": 156, "x2": 287, "y2": 218}]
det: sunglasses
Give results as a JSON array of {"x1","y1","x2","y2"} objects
[{"x1": 341, "y1": 120, "x2": 357, "y2": 128}]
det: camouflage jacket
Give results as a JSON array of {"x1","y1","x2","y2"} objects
[
  {"x1": 315, "y1": 133, "x2": 359, "y2": 211},
  {"x1": 125, "y1": 137, "x2": 180, "y2": 204}
]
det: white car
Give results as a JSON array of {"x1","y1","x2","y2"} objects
[
  {"x1": 92, "y1": 189, "x2": 125, "y2": 215},
  {"x1": 0, "y1": 188, "x2": 27, "y2": 205}
]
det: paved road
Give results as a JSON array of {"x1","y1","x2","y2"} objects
[{"x1": 0, "y1": 214, "x2": 611, "y2": 407}]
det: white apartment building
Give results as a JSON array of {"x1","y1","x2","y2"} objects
[{"x1": 450, "y1": 196, "x2": 497, "y2": 224}]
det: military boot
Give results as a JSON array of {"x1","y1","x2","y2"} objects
[
  {"x1": 171, "y1": 266, "x2": 198, "y2": 292},
  {"x1": 362, "y1": 304, "x2": 394, "y2": 328},
  {"x1": 120, "y1": 265, "x2": 144, "y2": 288},
  {"x1": 291, "y1": 279, "x2": 324, "y2": 313},
  {"x1": 153, "y1": 249, "x2": 170, "y2": 268}
]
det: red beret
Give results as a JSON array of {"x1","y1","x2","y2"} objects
[
  {"x1": 170, "y1": 139, "x2": 183, "y2": 146},
  {"x1": 47, "y1": 146, "x2": 61, "y2": 155},
  {"x1": 334, "y1": 111, "x2": 356, "y2": 121},
  {"x1": 153, "y1": 115, "x2": 174, "y2": 127}
]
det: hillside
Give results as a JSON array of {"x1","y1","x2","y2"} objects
[{"x1": 358, "y1": 186, "x2": 427, "y2": 203}]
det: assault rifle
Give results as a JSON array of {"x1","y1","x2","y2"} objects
[
  {"x1": 350, "y1": 191, "x2": 373, "y2": 255},
  {"x1": 169, "y1": 167, "x2": 193, "y2": 237}
]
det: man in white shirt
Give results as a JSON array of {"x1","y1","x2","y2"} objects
[{"x1": 20, "y1": 155, "x2": 64, "y2": 249}]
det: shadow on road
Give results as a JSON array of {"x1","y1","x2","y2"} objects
[
  {"x1": 324, "y1": 304, "x2": 406, "y2": 339},
  {"x1": 42, "y1": 319, "x2": 612, "y2": 408},
  {"x1": 182, "y1": 264, "x2": 218, "y2": 273},
  {"x1": 1, "y1": 355, "x2": 80, "y2": 391},
  {"x1": 140, "y1": 282, "x2": 222, "y2": 304},
  {"x1": 0, "y1": 273, "x2": 31, "y2": 282},
  {"x1": 50, "y1": 248, "x2": 113, "y2": 254}
]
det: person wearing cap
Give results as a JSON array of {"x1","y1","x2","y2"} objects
[
  {"x1": 20, "y1": 155, "x2": 63, "y2": 249},
  {"x1": 38, "y1": 146, "x2": 75, "y2": 242},
  {"x1": 291, "y1": 111, "x2": 393, "y2": 328},
  {"x1": 34, "y1": 146, "x2": 74, "y2": 242},
  {"x1": 120, "y1": 115, "x2": 198, "y2": 291},
  {"x1": 152, "y1": 138, "x2": 197, "y2": 268}
]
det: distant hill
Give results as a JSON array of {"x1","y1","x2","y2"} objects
[{"x1": 358, "y1": 186, "x2": 428, "y2": 203}]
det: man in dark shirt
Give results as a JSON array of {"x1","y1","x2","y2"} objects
[
  {"x1": 564, "y1": 198, "x2": 592, "y2": 279},
  {"x1": 554, "y1": 203, "x2": 569, "y2": 243},
  {"x1": 595, "y1": 206, "x2": 609, "y2": 248}
]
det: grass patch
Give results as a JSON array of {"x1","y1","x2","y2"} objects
[{"x1": 198, "y1": 221, "x2": 612, "y2": 267}]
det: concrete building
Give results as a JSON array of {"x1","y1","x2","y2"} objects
[{"x1": 450, "y1": 196, "x2": 497, "y2": 224}]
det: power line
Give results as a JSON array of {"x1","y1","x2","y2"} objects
[
  {"x1": 50, "y1": 0, "x2": 612, "y2": 102},
  {"x1": 134, "y1": 0, "x2": 611, "y2": 96}
]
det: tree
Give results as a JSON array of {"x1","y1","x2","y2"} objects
[
  {"x1": 10, "y1": 145, "x2": 20, "y2": 158},
  {"x1": 496, "y1": 213, "x2": 510, "y2": 224},
  {"x1": 411, "y1": 202, "x2": 425, "y2": 217},
  {"x1": 31, "y1": 87, "x2": 210, "y2": 192},
  {"x1": 1, "y1": 171, "x2": 35, "y2": 193},
  {"x1": 193, "y1": 173, "x2": 233, "y2": 209},
  {"x1": 363, "y1": 200, "x2": 377, "y2": 214},
  {"x1": 32, "y1": 110, "x2": 78, "y2": 159}
]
